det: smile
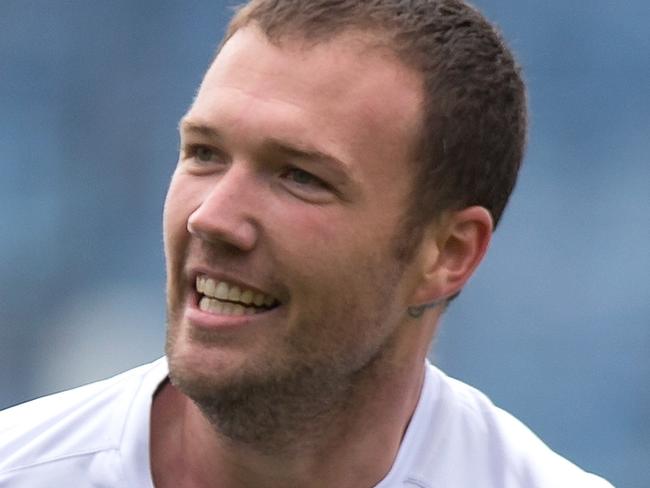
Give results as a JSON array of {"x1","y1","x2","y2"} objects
[{"x1": 196, "y1": 275, "x2": 279, "y2": 316}]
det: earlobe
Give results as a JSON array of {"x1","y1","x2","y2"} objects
[{"x1": 410, "y1": 206, "x2": 493, "y2": 305}]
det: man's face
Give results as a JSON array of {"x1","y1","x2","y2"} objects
[{"x1": 163, "y1": 26, "x2": 426, "y2": 401}]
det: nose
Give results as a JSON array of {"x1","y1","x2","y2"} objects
[{"x1": 187, "y1": 165, "x2": 259, "y2": 252}]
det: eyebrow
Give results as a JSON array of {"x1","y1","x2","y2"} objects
[
  {"x1": 179, "y1": 119, "x2": 351, "y2": 176},
  {"x1": 261, "y1": 139, "x2": 350, "y2": 175},
  {"x1": 179, "y1": 119, "x2": 224, "y2": 143}
]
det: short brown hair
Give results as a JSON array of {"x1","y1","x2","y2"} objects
[{"x1": 223, "y1": 0, "x2": 527, "y2": 243}]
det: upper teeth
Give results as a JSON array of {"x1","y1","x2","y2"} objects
[{"x1": 196, "y1": 275, "x2": 276, "y2": 307}]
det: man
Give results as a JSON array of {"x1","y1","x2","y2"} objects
[{"x1": 0, "y1": 1, "x2": 614, "y2": 487}]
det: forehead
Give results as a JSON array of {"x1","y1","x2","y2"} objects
[{"x1": 188, "y1": 26, "x2": 423, "y2": 176}]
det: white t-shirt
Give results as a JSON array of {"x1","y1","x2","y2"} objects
[{"x1": 0, "y1": 358, "x2": 614, "y2": 487}]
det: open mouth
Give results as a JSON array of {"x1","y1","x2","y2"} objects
[{"x1": 195, "y1": 274, "x2": 280, "y2": 316}]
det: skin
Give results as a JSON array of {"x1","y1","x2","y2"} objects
[{"x1": 153, "y1": 25, "x2": 492, "y2": 488}]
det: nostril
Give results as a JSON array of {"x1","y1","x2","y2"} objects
[
  {"x1": 187, "y1": 216, "x2": 258, "y2": 253},
  {"x1": 186, "y1": 209, "x2": 202, "y2": 236}
]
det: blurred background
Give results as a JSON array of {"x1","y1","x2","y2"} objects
[{"x1": 1, "y1": 1, "x2": 648, "y2": 486}]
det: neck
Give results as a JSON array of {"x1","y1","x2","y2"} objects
[{"x1": 151, "y1": 353, "x2": 427, "y2": 488}]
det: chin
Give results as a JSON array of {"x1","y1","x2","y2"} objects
[
  {"x1": 167, "y1": 350, "x2": 233, "y2": 403},
  {"x1": 166, "y1": 327, "x2": 265, "y2": 401}
]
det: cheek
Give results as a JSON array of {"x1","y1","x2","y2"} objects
[
  {"x1": 273, "y1": 207, "x2": 394, "y2": 301},
  {"x1": 268, "y1": 206, "x2": 362, "y2": 287},
  {"x1": 162, "y1": 173, "x2": 200, "y2": 284},
  {"x1": 271, "y1": 194, "x2": 404, "y2": 282},
  {"x1": 163, "y1": 174, "x2": 196, "y2": 248}
]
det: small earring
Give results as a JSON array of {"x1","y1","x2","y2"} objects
[{"x1": 407, "y1": 299, "x2": 444, "y2": 318}]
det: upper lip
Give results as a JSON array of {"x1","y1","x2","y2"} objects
[{"x1": 189, "y1": 266, "x2": 281, "y2": 302}]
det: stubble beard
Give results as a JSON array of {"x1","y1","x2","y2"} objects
[
  {"x1": 178, "y1": 348, "x2": 361, "y2": 455},
  {"x1": 165, "y1": 263, "x2": 406, "y2": 455}
]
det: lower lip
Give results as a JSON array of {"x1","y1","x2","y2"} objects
[{"x1": 184, "y1": 293, "x2": 278, "y2": 330}]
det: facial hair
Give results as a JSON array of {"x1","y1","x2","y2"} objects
[
  {"x1": 165, "y1": 258, "x2": 407, "y2": 455},
  {"x1": 179, "y1": 350, "x2": 358, "y2": 454}
]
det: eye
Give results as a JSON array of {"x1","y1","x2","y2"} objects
[
  {"x1": 282, "y1": 168, "x2": 328, "y2": 189},
  {"x1": 279, "y1": 167, "x2": 337, "y2": 203},
  {"x1": 180, "y1": 144, "x2": 227, "y2": 174},
  {"x1": 195, "y1": 146, "x2": 216, "y2": 162},
  {"x1": 185, "y1": 144, "x2": 220, "y2": 164}
]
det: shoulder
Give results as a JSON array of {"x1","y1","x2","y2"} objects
[
  {"x1": 0, "y1": 358, "x2": 167, "y2": 484},
  {"x1": 401, "y1": 363, "x2": 614, "y2": 488}
]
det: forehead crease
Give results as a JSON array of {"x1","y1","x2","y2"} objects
[
  {"x1": 195, "y1": 26, "x2": 423, "y2": 161},
  {"x1": 212, "y1": 27, "x2": 420, "y2": 100},
  {"x1": 189, "y1": 84, "x2": 313, "y2": 147}
]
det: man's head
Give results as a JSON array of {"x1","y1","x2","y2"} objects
[
  {"x1": 224, "y1": 0, "x2": 527, "y2": 253},
  {"x1": 162, "y1": 0, "x2": 525, "y2": 449}
]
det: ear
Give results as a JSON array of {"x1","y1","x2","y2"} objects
[{"x1": 410, "y1": 206, "x2": 493, "y2": 305}]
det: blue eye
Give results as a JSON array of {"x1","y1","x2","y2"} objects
[
  {"x1": 194, "y1": 146, "x2": 216, "y2": 163},
  {"x1": 280, "y1": 167, "x2": 335, "y2": 203},
  {"x1": 286, "y1": 168, "x2": 319, "y2": 185}
]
